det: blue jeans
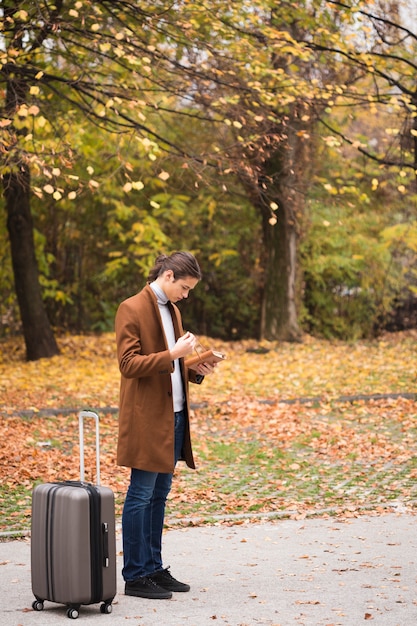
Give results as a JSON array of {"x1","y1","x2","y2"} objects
[{"x1": 122, "y1": 410, "x2": 186, "y2": 582}]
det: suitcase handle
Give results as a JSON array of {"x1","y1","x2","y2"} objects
[{"x1": 78, "y1": 410, "x2": 101, "y2": 486}]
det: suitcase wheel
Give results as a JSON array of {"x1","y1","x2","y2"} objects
[
  {"x1": 67, "y1": 607, "x2": 79, "y2": 619},
  {"x1": 100, "y1": 602, "x2": 113, "y2": 614},
  {"x1": 32, "y1": 600, "x2": 44, "y2": 612}
]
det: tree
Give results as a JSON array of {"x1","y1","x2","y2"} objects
[
  {"x1": 306, "y1": 1, "x2": 417, "y2": 196},
  {"x1": 2, "y1": 2, "x2": 61, "y2": 358},
  {"x1": 302, "y1": 0, "x2": 417, "y2": 328},
  {"x1": 1, "y1": 1, "x2": 280, "y2": 355},
  {"x1": 169, "y1": 0, "x2": 351, "y2": 340},
  {"x1": 1, "y1": 1, "x2": 196, "y2": 358},
  {"x1": 5, "y1": 0, "x2": 413, "y2": 356}
]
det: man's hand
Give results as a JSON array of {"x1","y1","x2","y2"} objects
[
  {"x1": 170, "y1": 331, "x2": 196, "y2": 360},
  {"x1": 195, "y1": 362, "x2": 216, "y2": 376}
]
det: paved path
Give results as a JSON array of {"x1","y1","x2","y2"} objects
[{"x1": 1, "y1": 513, "x2": 416, "y2": 625}]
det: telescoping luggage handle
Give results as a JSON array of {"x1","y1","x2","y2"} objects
[{"x1": 78, "y1": 410, "x2": 101, "y2": 486}]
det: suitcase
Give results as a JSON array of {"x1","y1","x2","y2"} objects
[{"x1": 31, "y1": 410, "x2": 117, "y2": 619}]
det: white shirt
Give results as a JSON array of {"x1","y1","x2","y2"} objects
[{"x1": 150, "y1": 282, "x2": 184, "y2": 412}]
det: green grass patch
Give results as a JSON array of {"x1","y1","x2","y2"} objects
[{"x1": 0, "y1": 485, "x2": 33, "y2": 535}]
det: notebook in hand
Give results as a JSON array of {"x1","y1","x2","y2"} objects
[{"x1": 185, "y1": 349, "x2": 226, "y2": 371}]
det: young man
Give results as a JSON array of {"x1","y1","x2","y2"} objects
[{"x1": 115, "y1": 251, "x2": 214, "y2": 599}]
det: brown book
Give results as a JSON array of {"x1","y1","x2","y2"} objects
[{"x1": 185, "y1": 349, "x2": 226, "y2": 371}]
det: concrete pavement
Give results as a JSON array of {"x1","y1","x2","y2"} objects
[{"x1": 1, "y1": 513, "x2": 417, "y2": 625}]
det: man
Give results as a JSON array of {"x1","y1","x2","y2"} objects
[{"x1": 115, "y1": 251, "x2": 214, "y2": 599}]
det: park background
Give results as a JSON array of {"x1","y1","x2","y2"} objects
[{"x1": 0, "y1": 1, "x2": 417, "y2": 534}]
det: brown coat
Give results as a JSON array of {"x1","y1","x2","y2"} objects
[{"x1": 115, "y1": 284, "x2": 199, "y2": 473}]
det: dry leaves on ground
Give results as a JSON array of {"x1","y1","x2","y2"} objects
[{"x1": 0, "y1": 331, "x2": 416, "y2": 532}]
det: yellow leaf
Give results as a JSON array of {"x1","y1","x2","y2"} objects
[
  {"x1": 17, "y1": 105, "x2": 28, "y2": 117},
  {"x1": 27, "y1": 105, "x2": 40, "y2": 115}
]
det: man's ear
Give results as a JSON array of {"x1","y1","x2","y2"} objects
[{"x1": 164, "y1": 269, "x2": 174, "y2": 281}]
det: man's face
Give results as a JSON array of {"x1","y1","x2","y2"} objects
[{"x1": 163, "y1": 271, "x2": 199, "y2": 303}]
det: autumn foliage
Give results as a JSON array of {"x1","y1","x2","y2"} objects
[{"x1": 0, "y1": 331, "x2": 416, "y2": 533}]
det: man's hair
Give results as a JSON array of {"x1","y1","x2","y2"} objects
[{"x1": 147, "y1": 251, "x2": 202, "y2": 282}]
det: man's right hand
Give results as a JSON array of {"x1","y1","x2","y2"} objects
[{"x1": 170, "y1": 331, "x2": 196, "y2": 360}]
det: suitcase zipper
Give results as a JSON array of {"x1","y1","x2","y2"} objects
[
  {"x1": 45, "y1": 485, "x2": 60, "y2": 602},
  {"x1": 83, "y1": 483, "x2": 103, "y2": 603}
]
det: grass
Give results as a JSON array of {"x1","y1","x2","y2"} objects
[
  {"x1": 166, "y1": 397, "x2": 417, "y2": 524},
  {"x1": 0, "y1": 486, "x2": 33, "y2": 535},
  {"x1": 2, "y1": 399, "x2": 417, "y2": 535}
]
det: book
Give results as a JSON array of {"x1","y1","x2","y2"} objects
[{"x1": 185, "y1": 349, "x2": 226, "y2": 371}]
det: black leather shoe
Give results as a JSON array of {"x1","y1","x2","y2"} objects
[
  {"x1": 149, "y1": 567, "x2": 190, "y2": 592},
  {"x1": 125, "y1": 576, "x2": 173, "y2": 599}
]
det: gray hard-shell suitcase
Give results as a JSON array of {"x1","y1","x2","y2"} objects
[{"x1": 31, "y1": 410, "x2": 117, "y2": 619}]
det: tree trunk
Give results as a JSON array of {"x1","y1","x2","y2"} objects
[
  {"x1": 4, "y1": 166, "x2": 60, "y2": 361},
  {"x1": 238, "y1": 125, "x2": 308, "y2": 342},
  {"x1": 3, "y1": 29, "x2": 60, "y2": 361},
  {"x1": 260, "y1": 197, "x2": 302, "y2": 342}
]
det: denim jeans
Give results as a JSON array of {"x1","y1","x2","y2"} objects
[{"x1": 122, "y1": 410, "x2": 186, "y2": 582}]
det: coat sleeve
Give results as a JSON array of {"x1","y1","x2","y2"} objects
[
  {"x1": 115, "y1": 299, "x2": 174, "y2": 379},
  {"x1": 188, "y1": 369, "x2": 204, "y2": 385}
]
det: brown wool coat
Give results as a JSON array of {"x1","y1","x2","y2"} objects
[{"x1": 115, "y1": 284, "x2": 200, "y2": 473}]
